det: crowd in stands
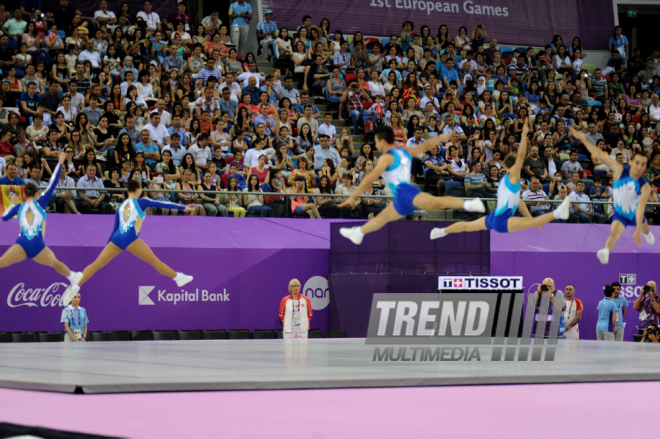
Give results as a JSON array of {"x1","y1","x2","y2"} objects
[{"x1": 0, "y1": 2, "x2": 659, "y2": 222}]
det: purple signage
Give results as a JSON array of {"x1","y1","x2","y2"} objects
[
  {"x1": 271, "y1": 0, "x2": 613, "y2": 49},
  {"x1": 0, "y1": 216, "x2": 331, "y2": 334}
]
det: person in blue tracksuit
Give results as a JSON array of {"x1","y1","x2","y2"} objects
[
  {"x1": 1, "y1": 152, "x2": 82, "y2": 287},
  {"x1": 62, "y1": 179, "x2": 194, "y2": 305}
]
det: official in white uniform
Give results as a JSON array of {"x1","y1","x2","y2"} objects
[{"x1": 279, "y1": 279, "x2": 312, "y2": 339}]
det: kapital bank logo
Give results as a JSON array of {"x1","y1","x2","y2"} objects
[
  {"x1": 139, "y1": 286, "x2": 230, "y2": 305},
  {"x1": 7, "y1": 282, "x2": 69, "y2": 308}
]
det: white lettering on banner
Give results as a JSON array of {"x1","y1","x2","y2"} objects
[
  {"x1": 303, "y1": 276, "x2": 330, "y2": 310},
  {"x1": 7, "y1": 283, "x2": 68, "y2": 308},
  {"x1": 368, "y1": 0, "x2": 507, "y2": 16},
  {"x1": 151, "y1": 288, "x2": 230, "y2": 305}
]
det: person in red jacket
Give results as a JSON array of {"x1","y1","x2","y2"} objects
[
  {"x1": 279, "y1": 278, "x2": 312, "y2": 339},
  {"x1": 0, "y1": 129, "x2": 15, "y2": 157}
]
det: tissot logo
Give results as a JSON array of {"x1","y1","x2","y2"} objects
[
  {"x1": 438, "y1": 276, "x2": 523, "y2": 290},
  {"x1": 139, "y1": 286, "x2": 230, "y2": 305}
]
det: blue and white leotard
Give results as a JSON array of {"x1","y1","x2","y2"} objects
[
  {"x1": 612, "y1": 167, "x2": 647, "y2": 227},
  {"x1": 382, "y1": 147, "x2": 421, "y2": 216},
  {"x1": 485, "y1": 172, "x2": 521, "y2": 233},
  {"x1": 2, "y1": 163, "x2": 61, "y2": 259},
  {"x1": 109, "y1": 198, "x2": 184, "y2": 250}
]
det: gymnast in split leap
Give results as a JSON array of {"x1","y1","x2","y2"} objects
[
  {"x1": 62, "y1": 179, "x2": 194, "y2": 305},
  {"x1": 430, "y1": 120, "x2": 571, "y2": 240},
  {"x1": 1, "y1": 152, "x2": 82, "y2": 288},
  {"x1": 338, "y1": 127, "x2": 485, "y2": 245},
  {"x1": 570, "y1": 127, "x2": 655, "y2": 264}
]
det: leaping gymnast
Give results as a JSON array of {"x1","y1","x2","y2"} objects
[
  {"x1": 62, "y1": 179, "x2": 194, "y2": 305},
  {"x1": 1, "y1": 152, "x2": 82, "y2": 289}
]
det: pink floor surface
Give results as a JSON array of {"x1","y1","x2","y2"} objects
[{"x1": 0, "y1": 382, "x2": 647, "y2": 438}]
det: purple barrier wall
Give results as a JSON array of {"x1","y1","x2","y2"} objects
[
  {"x1": 490, "y1": 224, "x2": 660, "y2": 341},
  {"x1": 271, "y1": 0, "x2": 613, "y2": 49},
  {"x1": 0, "y1": 216, "x2": 335, "y2": 334},
  {"x1": 329, "y1": 221, "x2": 490, "y2": 336}
]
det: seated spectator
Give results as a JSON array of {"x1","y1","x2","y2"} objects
[{"x1": 76, "y1": 163, "x2": 111, "y2": 214}]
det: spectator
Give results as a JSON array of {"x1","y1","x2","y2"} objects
[
  {"x1": 633, "y1": 281, "x2": 660, "y2": 333},
  {"x1": 2, "y1": 8, "x2": 26, "y2": 43},
  {"x1": 569, "y1": 181, "x2": 606, "y2": 223},
  {"x1": 279, "y1": 278, "x2": 313, "y2": 339},
  {"x1": 76, "y1": 163, "x2": 111, "y2": 214},
  {"x1": 561, "y1": 150, "x2": 584, "y2": 179},
  {"x1": 610, "y1": 282, "x2": 628, "y2": 341},
  {"x1": 596, "y1": 285, "x2": 618, "y2": 341},
  {"x1": 465, "y1": 161, "x2": 493, "y2": 198},
  {"x1": 523, "y1": 145, "x2": 548, "y2": 182},
  {"x1": 313, "y1": 135, "x2": 339, "y2": 172},
  {"x1": 201, "y1": 10, "x2": 222, "y2": 35},
  {"x1": 562, "y1": 284, "x2": 583, "y2": 340},
  {"x1": 589, "y1": 69, "x2": 608, "y2": 102},
  {"x1": 228, "y1": 0, "x2": 252, "y2": 56},
  {"x1": 0, "y1": 162, "x2": 25, "y2": 186},
  {"x1": 94, "y1": 0, "x2": 117, "y2": 31},
  {"x1": 134, "y1": 130, "x2": 161, "y2": 171},
  {"x1": 341, "y1": 80, "x2": 373, "y2": 135},
  {"x1": 256, "y1": 10, "x2": 277, "y2": 61},
  {"x1": 136, "y1": 0, "x2": 161, "y2": 31},
  {"x1": 61, "y1": 292, "x2": 89, "y2": 342},
  {"x1": 522, "y1": 176, "x2": 550, "y2": 216},
  {"x1": 143, "y1": 112, "x2": 170, "y2": 149}
]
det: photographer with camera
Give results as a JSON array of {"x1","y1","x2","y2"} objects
[
  {"x1": 596, "y1": 285, "x2": 618, "y2": 341},
  {"x1": 633, "y1": 281, "x2": 660, "y2": 337},
  {"x1": 532, "y1": 278, "x2": 561, "y2": 338},
  {"x1": 641, "y1": 323, "x2": 660, "y2": 343}
]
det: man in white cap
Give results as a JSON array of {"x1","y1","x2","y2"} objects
[{"x1": 257, "y1": 9, "x2": 278, "y2": 61}]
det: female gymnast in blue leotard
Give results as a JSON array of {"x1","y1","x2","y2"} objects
[
  {"x1": 1, "y1": 152, "x2": 82, "y2": 288},
  {"x1": 62, "y1": 179, "x2": 194, "y2": 305}
]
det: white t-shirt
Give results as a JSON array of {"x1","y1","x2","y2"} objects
[
  {"x1": 93, "y1": 10, "x2": 116, "y2": 30},
  {"x1": 219, "y1": 81, "x2": 242, "y2": 103},
  {"x1": 143, "y1": 123, "x2": 169, "y2": 145},
  {"x1": 188, "y1": 143, "x2": 212, "y2": 166},
  {"x1": 137, "y1": 11, "x2": 161, "y2": 29},
  {"x1": 244, "y1": 148, "x2": 267, "y2": 168},
  {"x1": 650, "y1": 104, "x2": 660, "y2": 122}
]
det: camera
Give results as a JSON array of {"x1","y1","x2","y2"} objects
[
  {"x1": 644, "y1": 285, "x2": 653, "y2": 294},
  {"x1": 647, "y1": 325, "x2": 656, "y2": 335},
  {"x1": 541, "y1": 285, "x2": 549, "y2": 292}
]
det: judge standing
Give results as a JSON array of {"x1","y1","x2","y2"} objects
[{"x1": 279, "y1": 279, "x2": 312, "y2": 339}]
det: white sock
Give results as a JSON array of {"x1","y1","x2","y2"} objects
[
  {"x1": 463, "y1": 200, "x2": 472, "y2": 209},
  {"x1": 173, "y1": 272, "x2": 183, "y2": 281},
  {"x1": 354, "y1": 227, "x2": 364, "y2": 238},
  {"x1": 553, "y1": 208, "x2": 562, "y2": 219},
  {"x1": 66, "y1": 272, "x2": 77, "y2": 282},
  {"x1": 643, "y1": 232, "x2": 651, "y2": 238},
  {"x1": 72, "y1": 285, "x2": 80, "y2": 294}
]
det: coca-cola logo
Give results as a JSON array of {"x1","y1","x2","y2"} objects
[{"x1": 7, "y1": 282, "x2": 69, "y2": 308}]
